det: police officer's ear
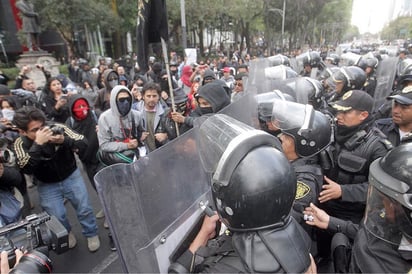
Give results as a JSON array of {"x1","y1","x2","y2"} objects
[{"x1": 358, "y1": 110, "x2": 370, "y2": 122}]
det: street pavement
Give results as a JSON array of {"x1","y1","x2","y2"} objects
[{"x1": 26, "y1": 160, "x2": 123, "y2": 273}]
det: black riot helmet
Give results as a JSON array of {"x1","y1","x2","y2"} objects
[
  {"x1": 264, "y1": 65, "x2": 298, "y2": 80},
  {"x1": 272, "y1": 99, "x2": 333, "y2": 157},
  {"x1": 365, "y1": 143, "x2": 412, "y2": 246},
  {"x1": 340, "y1": 52, "x2": 362, "y2": 67},
  {"x1": 256, "y1": 90, "x2": 295, "y2": 123},
  {"x1": 358, "y1": 56, "x2": 379, "y2": 71},
  {"x1": 332, "y1": 66, "x2": 366, "y2": 93},
  {"x1": 296, "y1": 51, "x2": 321, "y2": 67},
  {"x1": 214, "y1": 146, "x2": 296, "y2": 231},
  {"x1": 297, "y1": 77, "x2": 325, "y2": 109},
  {"x1": 268, "y1": 54, "x2": 290, "y2": 67},
  {"x1": 397, "y1": 58, "x2": 412, "y2": 89},
  {"x1": 325, "y1": 53, "x2": 340, "y2": 66},
  {"x1": 197, "y1": 114, "x2": 295, "y2": 231}
]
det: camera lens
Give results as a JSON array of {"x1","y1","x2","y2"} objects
[
  {"x1": 0, "y1": 149, "x2": 10, "y2": 164},
  {"x1": 9, "y1": 250, "x2": 53, "y2": 274}
]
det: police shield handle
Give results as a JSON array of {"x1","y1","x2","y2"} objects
[{"x1": 189, "y1": 214, "x2": 220, "y2": 254}]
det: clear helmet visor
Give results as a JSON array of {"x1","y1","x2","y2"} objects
[
  {"x1": 271, "y1": 99, "x2": 314, "y2": 131},
  {"x1": 264, "y1": 65, "x2": 297, "y2": 80},
  {"x1": 340, "y1": 52, "x2": 362, "y2": 66},
  {"x1": 196, "y1": 114, "x2": 281, "y2": 186},
  {"x1": 364, "y1": 185, "x2": 412, "y2": 246}
]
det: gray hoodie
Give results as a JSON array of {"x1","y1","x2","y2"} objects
[{"x1": 97, "y1": 85, "x2": 143, "y2": 152}]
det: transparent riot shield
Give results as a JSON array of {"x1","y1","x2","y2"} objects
[
  {"x1": 340, "y1": 52, "x2": 362, "y2": 66},
  {"x1": 94, "y1": 132, "x2": 211, "y2": 273},
  {"x1": 373, "y1": 57, "x2": 398, "y2": 112},
  {"x1": 95, "y1": 92, "x2": 259, "y2": 273}
]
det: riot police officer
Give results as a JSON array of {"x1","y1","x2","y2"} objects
[
  {"x1": 375, "y1": 85, "x2": 412, "y2": 146},
  {"x1": 327, "y1": 66, "x2": 366, "y2": 104},
  {"x1": 304, "y1": 143, "x2": 412, "y2": 273},
  {"x1": 357, "y1": 55, "x2": 378, "y2": 97},
  {"x1": 169, "y1": 114, "x2": 315, "y2": 273},
  {"x1": 272, "y1": 100, "x2": 332, "y2": 243},
  {"x1": 322, "y1": 90, "x2": 391, "y2": 224}
]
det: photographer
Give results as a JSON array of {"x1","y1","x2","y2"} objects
[{"x1": 12, "y1": 107, "x2": 100, "y2": 252}]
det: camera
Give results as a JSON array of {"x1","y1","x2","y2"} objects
[
  {"x1": 49, "y1": 125, "x2": 64, "y2": 135},
  {"x1": 0, "y1": 149, "x2": 12, "y2": 164},
  {"x1": 0, "y1": 212, "x2": 68, "y2": 272}
]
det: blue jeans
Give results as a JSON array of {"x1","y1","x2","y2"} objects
[{"x1": 37, "y1": 168, "x2": 98, "y2": 237}]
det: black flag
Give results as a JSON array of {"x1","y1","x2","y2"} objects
[{"x1": 137, "y1": 0, "x2": 169, "y2": 74}]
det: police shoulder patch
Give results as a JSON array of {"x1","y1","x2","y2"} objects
[{"x1": 295, "y1": 181, "x2": 311, "y2": 200}]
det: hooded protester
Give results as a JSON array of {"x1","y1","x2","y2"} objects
[
  {"x1": 67, "y1": 94, "x2": 117, "y2": 251},
  {"x1": 66, "y1": 94, "x2": 99, "y2": 186},
  {"x1": 171, "y1": 81, "x2": 231, "y2": 129},
  {"x1": 179, "y1": 65, "x2": 194, "y2": 95},
  {"x1": 94, "y1": 69, "x2": 119, "y2": 116},
  {"x1": 97, "y1": 85, "x2": 144, "y2": 165},
  {"x1": 164, "y1": 87, "x2": 192, "y2": 140}
]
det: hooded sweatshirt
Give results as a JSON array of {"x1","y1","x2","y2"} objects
[
  {"x1": 183, "y1": 81, "x2": 231, "y2": 128},
  {"x1": 95, "y1": 69, "x2": 119, "y2": 115},
  {"x1": 66, "y1": 94, "x2": 99, "y2": 165},
  {"x1": 97, "y1": 85, "x2": 143, "y2": 153}
]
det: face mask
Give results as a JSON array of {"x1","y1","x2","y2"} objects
[
  {"x1": 175, "y1": 102, "x2": 187, "y2": 115},
  {"x1": 117, "y1": 97, "x2": 131, "y2": 116},
  {"x1": 199, "y1": 106, "x2": 213, "y2": 115},
  {"x1": 72, "y1": 99, "x2": 89, "y2": 120},
  {"x1": 108, "y1": 80, "x2": 118, "y2": 89},
  {"x1": 2, "y1": 109, "x2": 14, "y2": 121},
  {"x1": 160, "y1": 79, "x2": 169, "y2": 92}
]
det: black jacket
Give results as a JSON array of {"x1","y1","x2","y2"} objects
[
  {"x1": 351, "y1": 227, "x2": 412, "y2": 273},
  {"x1": 13, "y1": 124, "x2": 87, "y2": 183},
  {"x1": 169, "y1": 217, "x2": 311, "y2": 273},
  {"x1": 375, "y1": 118, "x2": 402, "y2": 147},
  {"x1": 323, "y1": 126, "x2": 392, "y2": 224}
]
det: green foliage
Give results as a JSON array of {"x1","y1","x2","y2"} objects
[
  {"x1": 381, "y1": 16, "x2": 412, "y2": 41},
  {"x1": 1, "y1": 67, "x2": 19, "y2": 83},
  {"x1": 28, "y1": 0, "x2": 356, "y2": 58},
  {"x1": 35, "y1": 0, "x2": 118, "y2": 33}
]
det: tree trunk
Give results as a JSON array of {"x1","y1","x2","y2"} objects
[{"x1": 198, "y1": 20, "x2": 204, "y2": 57}]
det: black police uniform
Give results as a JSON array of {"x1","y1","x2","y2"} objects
[
  {"x1": 290, "y1": 157, "x2": 323, "y2": 223},
  {"x1": 375, "y1": 118, "x2": 401, "y2": 146},
  {"x1": 350, "y1": 224, "x2": 412, "y2": 273},
  {"x1": 363, "y1": 73, "x2": 377, "y2": 97},
  {"x1": 323, "y1": 124, "x2": 392, "y2": 224},
  {"x1": 169, "y1": 217, "x2": 311, "y2": 273}
]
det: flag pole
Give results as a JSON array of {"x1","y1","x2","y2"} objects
[{"x1": 161, "y1": 37, "x2": 180, "y2": 137}]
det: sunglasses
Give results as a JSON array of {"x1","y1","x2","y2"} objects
[{"x1": 118, "y1": 97, "x2": 131, "y2": 103}]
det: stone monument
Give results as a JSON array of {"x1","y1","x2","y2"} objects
[
  {"x1": 16, "y1": 52, "x2": 60, "y2": 89},
  {"x1": 15, "y1": 0, "x2": 60, "y2": 88}
]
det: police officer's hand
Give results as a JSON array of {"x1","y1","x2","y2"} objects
[
  {"x1": 318, "y1": 176, "x2": 342, "y2": 203},
  {"x1": 35, "y1": 126, "x2": 53, "y2": 145},
  {"x1": 189, "y1": 214, "x2": 220, "y2": 253},
  {"x1": 305, "y1": 254, "x2": 317, "y2": 274},
  {"x1": 1, "y1": 249, "x2": 23, "y2": 274},
  {"x1": 303, "y1": 203, "x2": 330, "y2": 230}
]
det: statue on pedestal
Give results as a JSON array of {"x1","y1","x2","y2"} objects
[{"x1": 15, "y1": 0, "x2": 41, "y2": 52}]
